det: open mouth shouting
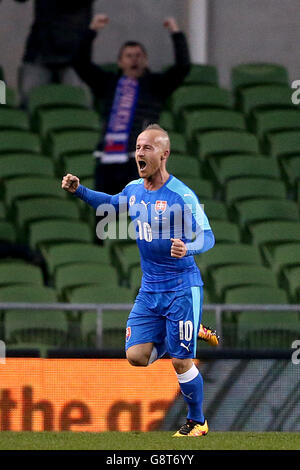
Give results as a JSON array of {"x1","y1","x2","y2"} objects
[{"x1": 138, "y1": 159, "x2": 147, "y2": 172}]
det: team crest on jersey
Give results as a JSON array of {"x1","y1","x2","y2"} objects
[
  {"x1": 126, "y1": 326, "x2": 131, "y2": 342},
  {"x1": 155, "y1": 200, "x2": 167, "y2": 214},
  {"x1": 129, "y1": 195, "x2": 136, "y2": 206}
]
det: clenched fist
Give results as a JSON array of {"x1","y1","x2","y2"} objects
[
  {"x1": 163, "y1": 17, "x2": 180, "y2": 33},
  {"x1": 170, "y1": 238, "x2": 187, "y2": 258},
  {"x1": 62, "y1": 174, "x2": 80, "y2": 193},
  {"x1": 89, "y1": 13, "x2": 109, "y2": 32}
]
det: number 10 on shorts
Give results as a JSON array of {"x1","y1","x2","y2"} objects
[{"x1": 179, "y1": 320, "x2": 193, "y2": 341}]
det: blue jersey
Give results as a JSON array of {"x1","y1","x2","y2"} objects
[{"x1": 75, "y1": 174, "x2": 215, "y2": 293}]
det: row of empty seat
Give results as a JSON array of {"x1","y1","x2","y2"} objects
[{"x1": 0, "y1": 61, "x2": 300, "y2": 353}]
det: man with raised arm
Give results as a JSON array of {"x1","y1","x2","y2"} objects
[
  {"x1": 62, "y1": 124, "x2": 217, "y2": 437},
  {"x1": 72, "y1": 14, "x2": 191, "y2": 194}
]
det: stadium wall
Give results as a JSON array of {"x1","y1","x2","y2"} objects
[
  {"x1": 1, "y1": 356, "x2": 299, "y2": 432},
  {"x1": 0, "y1": 0, "x2": 187, "y2": 90},
  {"x1": 208, "y1": 0, "x2": 300, "y2": 86},
  {"x1": 1, "y1": 0, "x2": 300, "y2": 90}
]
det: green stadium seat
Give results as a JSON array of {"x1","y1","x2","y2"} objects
[
  {"x1": 4, "y1": 88, "x2": 18, "y2": 108},
  {"x1": 167, "y1": 131, "x2": 187, "y2": 154},
  {"x1": 213, "y1": 155, "x2": 280, "y2": 186},
  {"x1": 4, "y1": 176, "x2": 66, "y2": 208},
  {"x1": 80, "y1": 309, "x2": 129, "y2": 348},
  {"x1": 28, "y1": 84, "x2": 89, "y2": 127},
  {"x1": 0, "y1": 284, "x2": 57, "y2": 340},
  {"x1": 170, "y1": 85, "x2": 232, "y2": 121},
  {"x1": 28, "y1": 84, "x2": 89, "y2": 112},
  {"x1": 15, "y1": 197, "x2": 81, "y2": 234},
  {"x1": 0, "y1": 221, "x2": 16, "y2": 243},
  {"x1": 48, "y1": 130, "x2": 99, "y2": 160},
  {"x1": 0, "y1": 201, "x2": 5, "y2": 219},
  {"x1": 237, "y1": 310, "x2": 299, "y2": 348},
  {"x1": 63, "y1": 154, "x2": 95, "y2": 179},
  {"x1": 167, "y1": 154, "x2": 201, "y2": 178},
  {"x1": 200, "y1": 199, "x2": 229, "y2": 221},
  {"x1": 196, "y1": 130, "x2": 259, "y2": 163},
  {"x1": 0, "y1": 284, "x2": 56, "y2": 303},
  {"x1": 44, "y1": 242, "x2": 111, "y2": 277},
  {"x1": 184, "y1": 109, "x2": 246, "y2": 153},
  {"x1": 38, "y1": 108, "x2": 101, "y2": 139},
  {"x1": 79, "y1": 177, "x2": 95, "y2": 192},
  {"x1": 268, "y1": 242, "x2": 300, "y2": 278},
  {"x1": 253, "y1": 109, "x2": 300, "y2": 142},
  {"x1": 235, "y1": 199, "x2": 299, "y2": 230},
  {"x1": 181, "y1": 177, "x2": 214, "y2": 199},
  {"x1": 158, "y1": 110, "x2": 175, "y2": 131},
  {"x1": 194, "y1": 243, "x2": 262, "y2": 278},
  {"x1": 0, "y1": 108, "x2": 30, "y2": 131},
  {"x1": 225, "y1": 177, "x2": 287, "y2": 206},
  {"x1": 69, "y1": 285, "x2": 133, "y2": 348},
  {"x1": 128, "y1": 265, "x2": 143, "y2": 296},
  {"x1": 211, "y1": 265, "x2": 278, "y2": 301},
  {"x1": 283, "y1": 266, "x2": 300, "y2": 302},
  {"x1": 0, "y1": 155, "x2": 54, "y2": 181},
  {"x1": 112, "y1": 242, "x2": 140, "y2": 284},
  {"x1": 225, "y1": 285, "x2": 288, "y2": 304},
  {"x1": 231, "y1": 63, "x2": 289, "y2": 93},
  {"x1": 55, "y1": 262, "x2": 119, "y2": 298},
  {"x1": 0, "y1": 284, "x2": 66, "y2": 344},
  {"x1": 0, "y1": 130, "x2": 41, "y2": 154},
  {"x1": 249, "y1": 220, "x2": 300, "y2": 261},
  {"x1": 28, "y1": 219, "x2": 93, "y2": 251},
  {"x1": 238, "y1": 85, "x2": 294, "y2": 115},
  {"x1": 99, "y1": 63, "x2": 119, "y2": 73},
  {"x1": 209, "y1": 220, "x2": 240, "y2": 244},
  {"x1": 225, "y1": 284, "x2": 291, "y2": 348},
  {"x1": 69, "y1": 283, "x2": 133, "y2": 304},
  {"x1": 266, "y1": 130, "x2": 300, "y2": 159},
  {"x1": 5, "y1": 309, "x2": 69, "y2": 347},
  {"x1": 281, "y1": 157, "x2": 300, "y2": 188},
  {"x1": 0, "y1": 262, "x2": 44, "y2": 288},
  {"x1": 183, "y1": 64, "x2": 219, "y2": 86}
]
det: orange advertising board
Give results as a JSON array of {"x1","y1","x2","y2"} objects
[{"x1": 0, "y1": 358, "x2": 180, "y2": 432}]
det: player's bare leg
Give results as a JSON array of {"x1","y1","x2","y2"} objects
[{"x1": 126, "y1": 342, "x2": 154, "y2": 367}]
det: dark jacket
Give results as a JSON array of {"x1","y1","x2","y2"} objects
[
  {"x1": 72, "y1": 29, "x2": 191, "y2": 153},
  {"x1": 15, "y1": 0, "x2": 94, "y2": 65}
]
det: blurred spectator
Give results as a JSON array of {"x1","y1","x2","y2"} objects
[
  {"x1": 15, "y1": 0, "x2": 95, "y2": 108},
  {"x1": 72, "y1": 13, "x2": 191, "y2": 194}
]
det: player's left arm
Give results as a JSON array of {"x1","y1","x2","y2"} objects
[{"x1": 171, "y1": 194, "x2": 215, "y2": 258}]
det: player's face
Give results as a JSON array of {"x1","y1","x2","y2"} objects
[
  {"x1": 135, "y1": 130, "x2": 168, "y2": 178},
  {"x1": 118, "y1": 46, "x2": 148, "y2": 78}
]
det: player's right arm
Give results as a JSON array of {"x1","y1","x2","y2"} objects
[
  {"x1": 71, "y1": 14, "x2": 113, "y2": 95},
  {"x1": 61, "y1": 173, "x2": 123, "y2": 211}
]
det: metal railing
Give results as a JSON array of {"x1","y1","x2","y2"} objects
[{"x1": 0, "y1": 302, "x2": 300, "y2": 348}]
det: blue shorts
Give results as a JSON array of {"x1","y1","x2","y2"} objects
[{"x1": 125, "y1": 286, "x2": 203, "y2": 359}]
